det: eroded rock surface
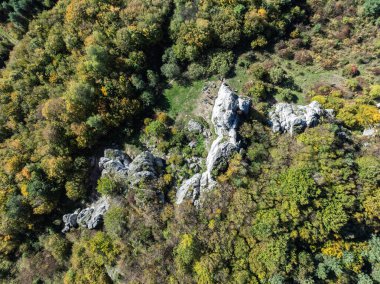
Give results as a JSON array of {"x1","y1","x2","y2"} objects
[
  {"x1": 269, "y1": 101, "x2": 332, "y2": 135},
  {"x1": 176, "y1": 83, "x2": 251, "y2": 205},
  {"x1": 62, "y1": 197, "x2": 109, "y2": 233}
]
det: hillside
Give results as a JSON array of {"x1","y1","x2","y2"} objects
[{"x1": 0, "y1": 0, "x2": 380, "y2": 283}]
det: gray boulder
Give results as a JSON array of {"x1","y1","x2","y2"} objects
[
  {"x1": 127, "y1": 151, "x2": 164, "y2": 185},
  {"x1": 62, "y1": 198, "x2": 109, "y2": 233},
  {"x1": 363, "y1": 128, "x2": 377, "y2": 137},
  {"x1": 99, "y1": 149, "x2": 131, "y2": 177},
  {"x1": 176, "y1": 173, "x2": 202, "y2": 204},
  {"x1": 269, "y1": 101, "x2": 329, "y2": 135},
  {"x1": 187, "y1": 119, "x2": 204, "y2": 134}
]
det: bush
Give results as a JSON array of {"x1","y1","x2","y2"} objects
[
  {"x1": 363, "y1": 0, "x2": 380, "y2": 18},
  {"x1": 369, "y1": 84, "x2": 380, "y2": 99},
  {"x1": 269, "y1": 67, "x2": 287, "y2": 85},
  {"x1": 186, "y1": 63, "x2": 207, "y2": 80},
  {"x1": 208, "y1": 51, "x2": 234, "y2": 76},
  {"x1": 294, "y1": 50, "x2": 313, "y2": 65},
  {"x1": 40, "y1": 233, "x2": 70, "y2": 264},
  {"x1": 97, "y1": 176, "x2": 120, "y2": 196},
  {"x1": 247, "y1": 81, "x2": 269, "y2": 102},
  {"x1": 161, "y1": 63, "x2": 181, "y2": 80},
  {"x1": 144, "y1": 120, "x2": 168, "y2": 138},
  {"x1": 104, "y1": 205, "x2": 128, "y2": 239},
  {"x1": 342, "y1": 64, "x2": 360, "y2": 77},
  {"x1": 346, "y1": 79, "x2": 361, "y2": 91},
  {"x1": 278, "y1": 89, "x2": 297, "y2": 103},
  {"x1": 249, "y1": 64, "x2": 268, "y2": 81}
]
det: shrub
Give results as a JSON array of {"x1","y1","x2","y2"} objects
[
  {"x1": 186, "y1": 63, "x2": 207, "y2": 80},
  {"x1": 40, "y1": 233, "x2": 70, "y2": 264},
  {"x1": 342, "y1": 64, "x2": 360, "y2": 77},
  {"x1": 346, "y1": 79, "x2": 360, "y2": 91},
  {"x1": 208, "y1": 51, "x2": 234, "y2": 76},
  {"x1": 97, "y1": 176, "x2": 119, "y2": 195},
  {"x1": 247, "y1": 81, "x2": 269, "y2": 102},
  {"x1": 294, "y1": 50, "x2": 313, "y2": 65},
  {"x1": 278, "y1": 48, "x2": 294, "y2": 59},
  {"x1": 269, "y1": 67, "x2": 287, "y2": 85},
  {"x1": 144, "y1": 120, "x2": 168, "y2": 138},
  {"x1": 278, "y1": 89, "x2": 297, "y2": 103},
  {"x1": 249, "y1": 64, "x2": 268, "y2": 81},
  {"x1": 363, "y1": 0, "x2": 380, "y2": 18},
  {"x1": 161, "y1": 63, "x2": 181, "y2": 80},
  {"x1": 104, "y1": 205, "x2": 128, "y2": 239},
  {"x1": 369, "y1": 84, "x2": 380, "y2": 99}
]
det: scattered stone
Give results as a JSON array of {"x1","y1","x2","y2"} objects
[{"x1": 188, "y1": 141, "x2": 197, "y2": 148}]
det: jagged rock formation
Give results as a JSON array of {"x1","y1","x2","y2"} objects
[
  {"x1": 269, "y1": 101, "x2": 333, "y2": 135},
  {"x1": 62, "y1": 197, "x2": 109, "y2": 233},
  {"x1": 176, "y1": 83, "x2": 251, "y2": 205},
  {"x1": 99, "y1": 149, "x2": 130, "y2": 177},
  {"x1": 99, "y1": 149, "x2": 164, "y2": 185},
  {"x1": 127, "y1": 151, "x2": 165, "y2": 185},
  {"x1": 62, "y1": 150, "x2": 164, "y2": 232}
]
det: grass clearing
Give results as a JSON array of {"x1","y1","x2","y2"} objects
[{"x1": 163, "y1": 79, "x2": 207, "y2": 117}]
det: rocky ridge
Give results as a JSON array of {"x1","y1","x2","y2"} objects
[{"x1": 176, "y1": 83, "x2": 251, "y2": 205}]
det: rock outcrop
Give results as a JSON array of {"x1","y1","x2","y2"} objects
[
  {"x1": 62, "y1": 197, "x2": 109, "y2": 233},
  {"x1": 176, "y1": 83, "x2": 251, "y2": 205},
  {"x1": 269, "y1": 101, "x2": 332, "y2": 135},
  {"x1": 187, "y1": 119, "x2": 204, "y2": 134},
  {"x1": 99, "y1": 149, "x2": 130, "y2": 177},
  {"x1": 62, "y1": 150, "x2": 165, "y2": 232},
  {"x1": 363, "y1": 128, "x2": 377, "y2": 137},
  {"x1": 127, "y1": 151, "x2": 165, "y2": 185},
  {"x1": 99, "y1": 149, "x2": 164, "y2": 185}
]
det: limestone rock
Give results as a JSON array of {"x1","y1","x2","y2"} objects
[
  {"x1": 127, "y1": 151, "x2": 164, "y2": 185},
  {"x1": 176, "y1": 83, "x2": 251, "y2": 205},
  {"x1": 62, "y1": 198, "x2": 109, "y2": 233},
  {"x1": 176, "y1": 173, "x2": 202, "y2": 204},
  {"x1": 269, "y1": 101, "x2": 329, "y2": 135},
  {"x1": 363, "y1": 128, "x2": 377, "y2": 137},
  {"x1": 187, "y1": 119, "x2": 203, "y2": 134},
  {"x1": 99, "y1": 149, "x2": 131, "y2": 177}
]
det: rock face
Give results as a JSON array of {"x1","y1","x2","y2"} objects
[
  {"x1": 269, "y1": 101, "x2": 332, "y2": 135},
  {"x1": 62, "y1": 197, "x2": 109, "y2": 233},
  {"x1": 176, "y1": 83, "x2": 251, "y2": 205}
]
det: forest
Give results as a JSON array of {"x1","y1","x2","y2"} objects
[{"x1": 0, "y1": 0, "x2": 379, "y2": 283}]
